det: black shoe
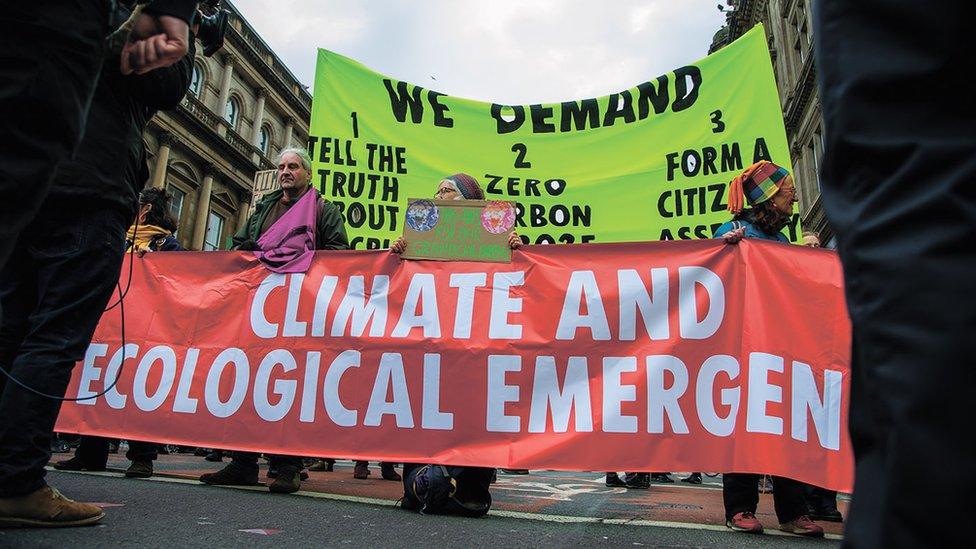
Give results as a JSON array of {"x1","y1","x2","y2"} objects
[
  {"x1": 53, "y1": 456, "x2": 106, "y2": 472},
  {"x1": 624, "y1": 472, "x2": 651, "y2": 489},
  {"x1": 380, "y1": 462, "x2": 402, "y2": 481},
  {"x1": 650, "y1": 473, "x2": 674, "y2": 483},
  {"x1": 501, "y1": 469, "x2": 529, "y2": 474},
  {"x1": 269, "y1": 465, "x2": 301, "y2": 494},
  {"x1": 680, "y1": 473, "x2": 703, "y2": 485},
  {"x1": 125, "y1": 460, "x2": 153, "y2": 478},
  {"x1": 605, "y1": 472, "x2": 626, "y2": 487},
  {"x1": 204, "y1": 451, "x2": 224, "y2": 463},
  {"x1": 194, "y1": 448, "x2": 210, "y2": 457},
  {"x1": 809, "y1": 508, "x2": 843, "y2": 522},
  {"x1": 200, "y1": 463, "x2": 260, "y2": 486}
]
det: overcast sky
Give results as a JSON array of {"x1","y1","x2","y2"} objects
[{"x1": 228, "y1": 0, "x2": 728, "y2": 105}]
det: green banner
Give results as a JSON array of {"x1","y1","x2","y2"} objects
[{"x1": 309, "y1": 25, "x2": 795, "y2": 249}]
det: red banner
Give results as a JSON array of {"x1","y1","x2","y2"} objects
[{"x1": 56, "y1": 240, "x2": 853, "y2": 490}]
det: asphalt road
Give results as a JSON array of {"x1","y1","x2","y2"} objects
[{"x1": 0, "y1": 471, "x2": 839, "y2": 548}]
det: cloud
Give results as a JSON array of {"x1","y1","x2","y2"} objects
[{"x1": 229, "y1": 0, "x2": 726, "y2": 104}]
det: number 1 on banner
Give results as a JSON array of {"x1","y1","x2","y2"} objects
[{"x1": 350, "y1": 112, "x2": 359, "y2": 138}]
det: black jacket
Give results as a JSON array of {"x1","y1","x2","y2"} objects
[{"x1": 50, "y1": 24, "x2": 194, "y2": 217}]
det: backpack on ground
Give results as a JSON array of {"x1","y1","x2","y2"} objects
[{"x1": 400, "y1": 464, "x2": 493, "y2": 517}]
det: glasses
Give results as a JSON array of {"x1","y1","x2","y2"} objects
[{"x1": 435, "y1": 187, "x2": 458, "y2": 198}]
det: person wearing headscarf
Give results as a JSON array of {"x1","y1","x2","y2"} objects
[
  {"x1": 391, "y1": 173, "x2": 521, "y2": 253},
  {"x1": 714, "y1": 161, "x2": 824, "y2": 538}
]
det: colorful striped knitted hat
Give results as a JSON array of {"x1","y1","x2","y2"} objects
[
  {"x1": 442, "y1": 173, "x2": 485, "y2": 200},
  {"x1": 727, "y1": 161, "x2": 791, "y2": 214}
]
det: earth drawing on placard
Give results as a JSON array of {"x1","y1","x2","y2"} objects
[
  {"x1": 405, "y1": 200, "x2": 439, "y2": 232},
  {"x1": 481, "y1": 201, "x2": 515, "y2": 234}
]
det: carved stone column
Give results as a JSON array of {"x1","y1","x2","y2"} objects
[
  {"x1": 191, "y1": 164, "x2": 217, "y2": 250},
  {"x1": 150, "y1": 132, "x2": 177, "y2": 189}
]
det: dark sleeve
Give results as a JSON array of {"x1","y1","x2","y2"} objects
[
  {"x1": 123, "y1": 34, "x2": 195, "y2": 110},
  {"x1": 143, "y1": 0, "x2": 199, "y2": 24},
  {"x1": 231, "y1": 216, "x2": 254, "y2": 250},
  {"x1": 317, "y1": 201, "x2": 350, "y2": 250},
  {"x1": 158, "y1": 235, "x2": 184, "y2": 251}
]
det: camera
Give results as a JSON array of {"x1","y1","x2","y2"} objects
[{"x1": 195, "y1": 0, "x2": 229, "y2": 57}]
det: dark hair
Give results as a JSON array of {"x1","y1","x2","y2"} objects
[
  {"x1": 734, "y1": 201, "x2": 790, "y2": 235},
  {"x1": 138, "y1": 187, "x2": 179, "y2": 232}
]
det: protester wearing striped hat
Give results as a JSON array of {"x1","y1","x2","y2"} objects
[
  {"x1": 716, "y1": 160, "x2": 798, "y2": 244},
  {"x1": 713, "y1": 161, "x2": 822, "y2": 538}
]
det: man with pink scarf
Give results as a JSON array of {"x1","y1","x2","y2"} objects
[{"x1": 199, "y1": 147, "x2": 348, "y2": 494}]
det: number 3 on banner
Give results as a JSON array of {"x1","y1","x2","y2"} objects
[
  {"x1": 710, "y1": 110, "x2": 725, "y2": 134},
  {"x1": 512, "y1": 143, "x2": 531, "y2": 168}
]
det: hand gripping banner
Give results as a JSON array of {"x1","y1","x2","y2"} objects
[
  {"x1": 309, "y1": 25, "x2": 797, "y2": 249},
  {"x1": 56, "y1": 240, "x2": 853, "y2": 491}
]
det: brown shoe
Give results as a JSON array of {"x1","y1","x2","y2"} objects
[
  {"x1": 353, "y1": 461, "x2": 370, "y2": 479},
  {"x1": 0, "y1": 486, "x2": 105, "y2": 528},
  {"x1": 308, "y1": 459, "x2": 334, "y2": 472},
  {"x1": 268, "y1": 466, "x2": 301, "y2": 494},
  {"x1": 125, "y1": 460, "x2": 153, "y2": 479}
]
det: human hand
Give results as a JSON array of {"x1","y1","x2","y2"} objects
[
  {"x1": 391, "y1": 236, "x2": 406, "y2": 254},
  {"x1": 722, "y1": 227, "x2": 746, "y2": 244},
  {"x1": 120, "y1": 14, "x2": 190, "y2": 75},
  {"x1": 508, "y1": 232, "x2": 522, "y2": 249}
]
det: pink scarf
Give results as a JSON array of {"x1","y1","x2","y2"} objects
[{"x1": 254, "y1": 188, "x2": 318, "y2": 273}]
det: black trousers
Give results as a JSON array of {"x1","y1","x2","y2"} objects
[
  {"x1": 0, "y1": 1, "x2": 112, "y2": 273},
  {"x1": 0, "y1": 201, "x2": 127, "y2": 497},
  {"x1": 722, "y1": 473, "x2": 807, "y2": 524},
  {"x1": 75, "y1": 437, "x2": 159, "y2": 467},
  {"x1": 814, "y1": 1, "x2": 976, "y2": 547},
  {"x1": 229, "y1": 452, "x2": 302, "y2": 471}
]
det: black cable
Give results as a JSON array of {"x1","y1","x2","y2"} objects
[{"x1": 0, "y1": 217, "x2": 138, "y2": 401}]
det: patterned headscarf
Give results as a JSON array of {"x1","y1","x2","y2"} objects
[
  {"x1": 727, "y1": 160, "x2": 792, "y2": 214},
  {"x1": 441, "y1": 173, "x2": 485, "y2": 200}
]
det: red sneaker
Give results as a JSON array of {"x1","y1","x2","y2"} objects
[
  {"x1": 779, "y1": 515, "x2": 825, "y2": 537},
  {"x1": 727, "y1": 511, "x2": 763, "y2": 533}
]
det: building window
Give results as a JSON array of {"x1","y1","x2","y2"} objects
[
  {"x1": 166, "y1": 185, "x2": 186, "y2": 233},
  {"x1": 259, "y1": 126, "x2": 271, "y2": 155},
  {"x1": 225, "y1": 97, "x2": 240, "y2": 128},
  {"x1": 189, "y1": 63, "x2": 204, "y2": 97},
  {"x1": 203, "y1": 210, "x2": 225, "y2": 251}
]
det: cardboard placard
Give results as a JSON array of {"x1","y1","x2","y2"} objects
[{"x1": 401, "y1": 199, "x2": 515, "y2": 262}]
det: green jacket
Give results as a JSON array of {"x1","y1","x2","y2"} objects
[{"x1": 232, "y1": 187, "x2": 350, "y2": 251}]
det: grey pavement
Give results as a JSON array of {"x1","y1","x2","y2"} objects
[{"x1": 0, "y1": 471, "x2": 840, "y2": 548}]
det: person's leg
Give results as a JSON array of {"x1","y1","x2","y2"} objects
[
  {"x1": 267, "y1": 455, "x2": 303, "y2": 494},
  {"x1": 0, "y1": 1, "x2": 111, "y2": 273},
  {"x1": 199, "y1": 451, "x2": 261, "y2": 486},
  {"x1": 722, "y1": 473, "x2": 760, "y2": 519},
  {"x1": 51, "y1": 436, "x2": 110, "y2": 471},
  {"x1": 125, "y1": 441, "x2": 159, "y2": 463},
  {"x1": 0, "y1": 203, "x2": 127, "y2": 498},
  {"x1": 771, "y1": 476, "x2": 823, "y2": 537},
  {"x1": 814, "y1": 1, "x2": 976, "y2": 546}
]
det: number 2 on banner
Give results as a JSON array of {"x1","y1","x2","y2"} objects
[{"x1": 512, "y1": 143, "x2": 531, "y2": 168}]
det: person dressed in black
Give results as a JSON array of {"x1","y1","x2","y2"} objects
[
  {"x1": 52, "y1": 187, "x2": 183, "y2": 479},
  {"x1": 199, "y1": 147, "x2": 349, "y2": 495},
  {"x1": 813, "y1": 1, "x2": 976, "y2": 546},
  {"x1": 0, "y1": 0, "x2": 196, "y2": 280},
  {"x1": 0, "y1": 7, "x2": 194, "y2": 527}
]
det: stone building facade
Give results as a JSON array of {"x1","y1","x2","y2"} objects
[
  {"x1": 711, "y1": 0, "x2": 833, "y2": 246},
  {"x1": 144, "y1": 1, "x2": 311, "y2": 250}
]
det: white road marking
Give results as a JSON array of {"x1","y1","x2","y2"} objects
[{"x1": 49, "y1": 468, "x2": 842, "y2": 541}]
